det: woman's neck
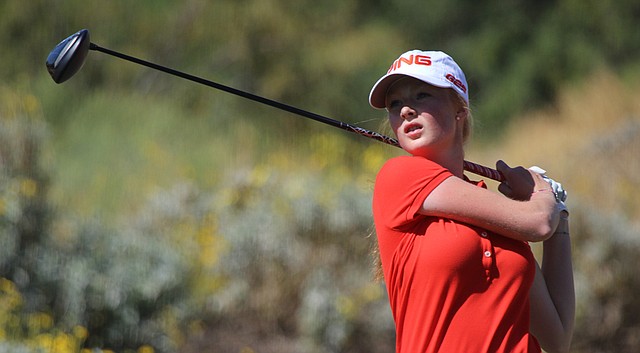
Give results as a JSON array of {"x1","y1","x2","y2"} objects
[{"x1": 414, "y1": 143, "x2": 466, "y2": 178}]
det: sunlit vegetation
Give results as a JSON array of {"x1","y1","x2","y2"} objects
[{"x1": 2, "y1": 0, "x2": 640, "y2": 352}]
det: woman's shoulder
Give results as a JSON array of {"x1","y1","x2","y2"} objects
[
  {"x1": 380, "y1": 155, "x2": 445, "y2": 172},
  {"x1": 376, "y1": 156, "x2": 451, "y2": 189}
]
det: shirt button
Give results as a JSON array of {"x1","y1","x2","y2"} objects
[
  {"x1": 484, "y1": 251, "x2": 492, "y2": 257},
  {"x1": 480, "y1": 231, "x2": 488, "y2": 238}
]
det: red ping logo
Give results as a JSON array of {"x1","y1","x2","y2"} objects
[{"x1": 387, "y1": 54, "x2": 432, "y2": 73}]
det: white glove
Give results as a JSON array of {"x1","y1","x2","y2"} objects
[{"x1": 529, "y1": 166, "x2": 568, "y2": 215}]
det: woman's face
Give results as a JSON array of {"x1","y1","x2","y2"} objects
[{"x1": 385, "y1": 77, "x2": 463, "y2": 158}]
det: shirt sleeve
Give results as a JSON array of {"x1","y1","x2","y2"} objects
[{"x1": 373, "y1": 156, "x2": 453, "y2": 230}]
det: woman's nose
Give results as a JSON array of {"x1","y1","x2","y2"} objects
[{"x1": 400, "y1": 105, "x2": 416, "y2": 120}]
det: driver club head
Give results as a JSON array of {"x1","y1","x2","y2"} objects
[{"x1": 46, "y1": 29, "x2": 91, "y2": 84}]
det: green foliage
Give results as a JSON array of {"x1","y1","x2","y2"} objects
[
  {"x1": 3, "y1": 1, "x2": 640, "y2": 352},
  {"x1": 198, "y1": 154, "x2": 395, "y2": 352},
  {"x1": 0, "y1": 90, "x2": 87, "y2": 353},
  {"x1": 8, "y1": 0, "x2": 640, "y2": 135},
  {"x1": 393, "y1": 0, "x2": 640, "y2": 137}
]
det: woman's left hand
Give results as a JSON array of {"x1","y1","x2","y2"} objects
[
  {"x1": 496, "y1": 160, "x2": 541, "y2": 201},
  {"x1": 529, "y1": 166, "x2": 569, "y2": 215},
  {"x1": 529, "y1": 166, "x2": 568, "y2": 202}
]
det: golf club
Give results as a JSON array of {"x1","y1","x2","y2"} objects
[{"x1": 46, "y1": 29, "x2": 504, "y2": 181}]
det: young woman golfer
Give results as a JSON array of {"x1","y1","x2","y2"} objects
[{"x1": 370, "y1": 50, "x2": 575, "y2": 353}]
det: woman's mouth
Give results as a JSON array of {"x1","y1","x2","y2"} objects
[{"x1": 404, "y1": 123, "x2": 423, "y2": 138}]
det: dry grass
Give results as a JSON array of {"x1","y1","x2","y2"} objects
[
  {"x1": 470, "y1": 70, "x2": 640, "y2": 222},
  {"x1": 466, "y1": 70, "x2": 640, "y2": 352}
]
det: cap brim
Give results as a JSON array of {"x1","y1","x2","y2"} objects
[
  {"x1": 368, "y1": 74, "x2": 406, "y2": 109},
  {"x1": 369, "y1": 73, "x2": 457, "y2": 109}
]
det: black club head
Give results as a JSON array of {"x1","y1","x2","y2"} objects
[{"x1": 46, "y1": 29, "x2": 91, "y2": 84}]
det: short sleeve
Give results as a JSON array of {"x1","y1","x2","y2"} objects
[{"x1": 373, "y1": 156, "x2": 452, "y2": 230}]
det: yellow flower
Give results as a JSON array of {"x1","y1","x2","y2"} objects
[
  {"x1": 138, "y1": 345, "x2": 155, "y2": 353},
  {"x1": 20, "y1": 178, "x2": 38, "y2": 198},
  {"x1": 73, "y1": 325, "x2": 89, "y2": 340},
  {"x1": 52, "y1": 333, "x2": 75, "y2": 353}
]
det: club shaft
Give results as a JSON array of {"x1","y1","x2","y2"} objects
[{"x1": 89, "y1": 43, "x2": 504, "y2": 182}]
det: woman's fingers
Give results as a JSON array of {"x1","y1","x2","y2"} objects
[{"x1": 496, "y1": 160, "x2": 535, "y2": 200}]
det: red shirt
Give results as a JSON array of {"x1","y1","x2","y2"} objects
[{"x1": 373, "y1": 156, "x2": 540, "y2": 353}]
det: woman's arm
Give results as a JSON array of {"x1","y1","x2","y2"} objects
[
  {"x1": 420, "y1": 160, "x2": 560, "y2": 242},
  {"x1": 529, "y1": 215, "x2": 575, "y2": 352}
]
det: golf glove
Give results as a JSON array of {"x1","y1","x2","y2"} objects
[{"x1": 529, "y1": 166, "x2": 568, "y2": 214}]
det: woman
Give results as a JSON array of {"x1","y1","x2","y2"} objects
[{"x1": 369, "y1": 50, "x2": 574, "y2": 353}]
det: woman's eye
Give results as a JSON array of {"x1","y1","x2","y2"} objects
[
  {"x1": 387, "y1": 100, "x2": 401, "y2": 110},
  {"x1": 416, "y1": 92, "x2": 430, "y2": 100}
]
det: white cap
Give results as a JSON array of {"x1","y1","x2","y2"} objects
[{"x1": 369, "y1": 50, "x2": 469, "y2": 109}]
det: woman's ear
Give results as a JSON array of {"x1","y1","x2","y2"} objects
[{"x1": 456, "y1": 106, "x2": 468, "y2": 120}]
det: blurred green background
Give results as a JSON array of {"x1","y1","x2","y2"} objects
[{"x1": 1, "y1": 1, "x2": 640, "y2": 352}]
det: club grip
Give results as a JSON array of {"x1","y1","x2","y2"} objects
[{"x1": 463, "y1": 160, "x2": 504, "y2": 182}]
